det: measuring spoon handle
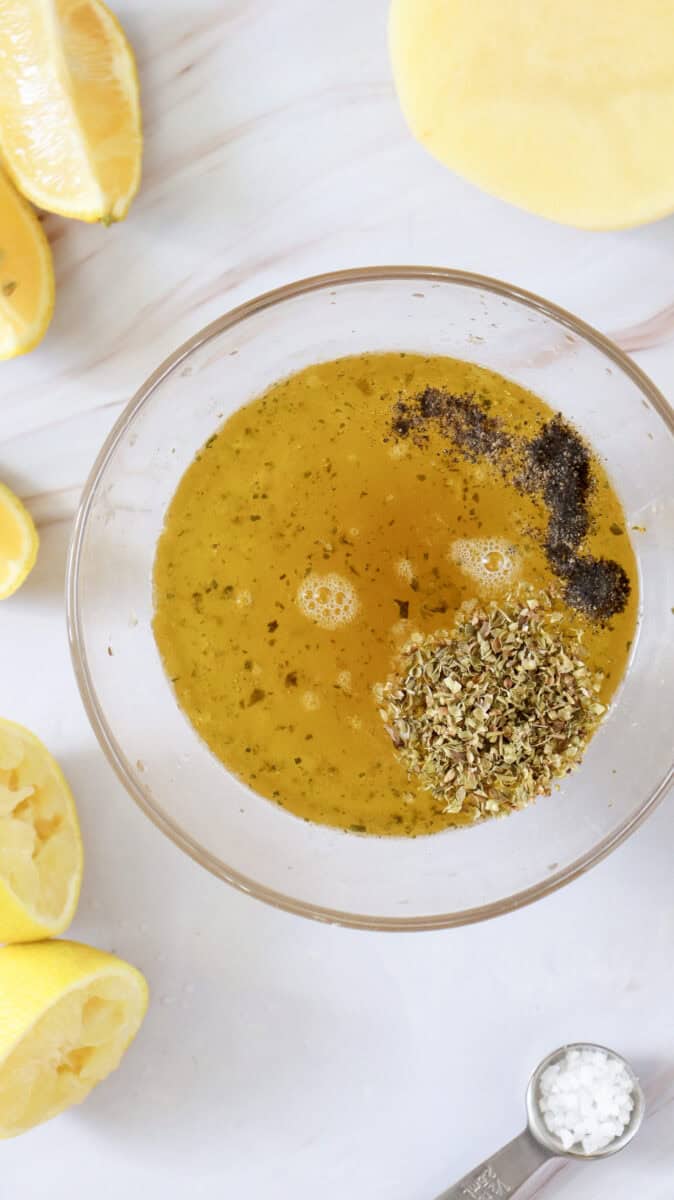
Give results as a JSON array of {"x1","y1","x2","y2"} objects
[{"x1": 436, "y1": 1128, "x2": 554, "y2": 1199}]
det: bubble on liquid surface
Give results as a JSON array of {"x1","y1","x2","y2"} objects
[
  {"x1": 396, "y1": 557, "x2": 415, "y2": 584},
  {"x1": 450, "y1": 537, "x2": 517, "y2": 592},
  {"x1": 296, "y1": 573, "x2": 359, "y2": 630}
]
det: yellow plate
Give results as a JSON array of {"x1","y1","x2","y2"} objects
[{"x1": 390, "y1": 0, "x2": 674, "y2": 230}]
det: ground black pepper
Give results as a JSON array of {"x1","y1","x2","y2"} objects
[
  {"x1": 563, "y1": 556, "x2": 631, "y2": 621},
  {"x1": 527, "y1": 416, "x2": 591, "y2": 563},
  {"x1": 390, "y1": 390, "x2": 630, "y2": 621},
  {"x1": 392, "y1": 387, "x2": 510, "y2": 460},
  {"x1": 524, "y1": 416, "x2": 630, "y2": 620}
]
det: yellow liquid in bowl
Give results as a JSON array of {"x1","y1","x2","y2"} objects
[{"x1": 153, "y1": 354, "x2": 637, "y2": 836}]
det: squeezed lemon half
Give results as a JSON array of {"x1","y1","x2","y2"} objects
[
  {"x1": 0, "y1": 940, "x2": 148, "y2": 1137},
  {"x1": 0, "y1": 718, "x2": 83, "y2": 942}
]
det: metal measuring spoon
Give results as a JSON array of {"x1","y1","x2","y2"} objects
[{"x1": 436, "y1": 1043, "x2": 645, "y2": 1199}]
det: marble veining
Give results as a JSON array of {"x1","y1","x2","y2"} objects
[{"x1": 0, "y1": 2, "x2": 672, "y2": 1196}]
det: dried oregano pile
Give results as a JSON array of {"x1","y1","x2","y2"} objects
[{"x1": 375, "y1": 593, "x2": 606, "y2": 820}]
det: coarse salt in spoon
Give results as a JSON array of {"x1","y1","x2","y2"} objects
[{"x1": 436, "y1": 1043, "x2": 645, "y2": 1198}]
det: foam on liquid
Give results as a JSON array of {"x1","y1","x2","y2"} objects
[
  {"x1": 450, "y1": 537, "x2": 518, "y2": 593},
  {"x1": 296, "y1": 572, "x2": 359, "y2": 630}
]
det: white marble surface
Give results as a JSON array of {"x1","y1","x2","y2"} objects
[{"x1": 1, "y1": 1, "x2": 674, "y2": 1194}]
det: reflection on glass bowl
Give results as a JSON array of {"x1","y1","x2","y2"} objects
[{"x1": 67, "y1": 268, "x2": 674, "y2": 930}]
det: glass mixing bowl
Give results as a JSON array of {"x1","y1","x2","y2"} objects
[{"x1": 67, "y1": 268, "x2": 674, "y2": 930}]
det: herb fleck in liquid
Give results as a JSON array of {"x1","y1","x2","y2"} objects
[{"x1": 153, "y1": 354, "x2": 638, "y2": 836}]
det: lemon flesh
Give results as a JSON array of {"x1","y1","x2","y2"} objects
[
  {"x1": 390, "y1": 0, "x2": 674, "y2": 230},
  {"x1": 0, "y1": 0, "x2": 142, "y2": 223},
  {"x1": 0, "y1": 173, "x2": 54, "y2": 360},
  {"x1": 0, "y1": 484, "x2": 39, "y2": 597},
  {"x1": 0, "y1": 719, "x2": 83, "y2": 942},
  {"x1": 0, "y1": 941, "x2": 148, "y2": 1137}
]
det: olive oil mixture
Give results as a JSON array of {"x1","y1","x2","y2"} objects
[{"x1": 153, "y1": 354, "x2": 637, "y2": 836}]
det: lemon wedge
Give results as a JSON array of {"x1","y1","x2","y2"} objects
[
  {"x1": 0, "y1": 172, "x2": 54, "y2": 360},
  {"x1": 0, "y1": 718, "x2": 83, "y2": 942},
  {"x1": 0, "y1": 0, "x2": 142, "y2": 223},
  {"x1": 0, "y1": 940, "x2": 148, "y2": 1137},
  {"x1": 0, "y1": 483, "x2": 39, "y2": 598}
]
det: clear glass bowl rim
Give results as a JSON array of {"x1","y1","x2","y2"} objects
[{"x1": 66, "y1": 265, "x2": 674, "y2": 931}]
